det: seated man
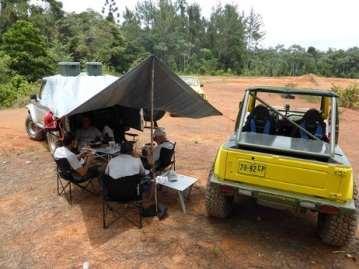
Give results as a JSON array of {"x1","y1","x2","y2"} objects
[
  {"x1": 143, "y1": 127, "x2": 174, "y2": 170},
  {"x1": 75, "y1": 115, "x2": 103, "y2": 149},
  {"x1": 102, "y1": 125, "x2": 115, "y2": 143},
  {"x1": 105, "y1": 142, "x2": 147, "y2": 179},
  {"x1": 53, "y1": 132, "x2": 98, "y2": 178},
  {"x1": 106, "y1": 142, "x2": 166, "y2": 215}
]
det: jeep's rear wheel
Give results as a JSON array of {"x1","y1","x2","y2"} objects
[
  {"x1": 206, "y1": 171, "x2": 233, "y2": 218},
  {"x1": 25, "y1": 114, "x2": 44, "y2": 141},
  {"x1": 318, "y1": 183, "x2": 358, "y2": 247}
]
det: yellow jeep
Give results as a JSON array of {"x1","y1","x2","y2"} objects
[{"x1": 206, "y1": 87, "x2": 358, "y2": 247}]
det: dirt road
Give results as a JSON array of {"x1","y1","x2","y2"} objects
[{"x1": 0, "y1": 75, "x2": 358, "y2": 268}]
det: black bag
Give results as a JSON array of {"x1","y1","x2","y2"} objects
[{"x1": 142, "y1": 203, "x2": 168, "y2": 220}]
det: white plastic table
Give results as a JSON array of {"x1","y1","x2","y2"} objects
[{"x1": 156, "y1": 174, "x2": 198, "y2": 213}]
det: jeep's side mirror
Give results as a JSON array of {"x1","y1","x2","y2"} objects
[
  {"x1": 30, "y1": 94, "x2": 37, "y2": 100},
  {"x1": 281, "y1": 94, "x2": 295, "y2": 99},
  {"x1": 200, "y1": 84, "x2": 204, "y2": 87}
]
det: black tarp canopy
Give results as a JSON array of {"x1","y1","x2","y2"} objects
[
  {"x1": 64, "y1": 56, "x2": 222, "y2": 215},
  {"x1": 66, "y1": 55, "x2": 222, "y2": 118}
]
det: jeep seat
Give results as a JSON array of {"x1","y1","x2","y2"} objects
[
  {"x1": 295, "y1": 109, "x2": 327, "y2": 141},
  {"x1": 243, "y1": 105, "x2": 274, "y2": 134}
]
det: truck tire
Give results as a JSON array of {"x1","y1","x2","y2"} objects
[
  {"x1": 25, "y1": 114, "x2": 44, "y2": 141},
  {"x1": 206, "y1": 171, "x2": 233, "y2": 218},
  {"x1": 46, "y1": 132, "x2": 59, "y2": 154},
  {"x1": 318, "y1": 183, "x2": 358, "y2": 247}
]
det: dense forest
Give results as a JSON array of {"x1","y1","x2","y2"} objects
[{"x1": 0, "y1": 0, "x2": 359, "y2": 107}]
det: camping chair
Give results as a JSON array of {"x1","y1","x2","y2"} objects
[
  {"x1": 55, "y1": 158, "x2": 98, "y2": 204},
  {"x1": 155, "y1": 142, "x2": 176, "y2": 173},
  {"x1": 101, "y1": 174, "x2": 145, "y2": 229}
]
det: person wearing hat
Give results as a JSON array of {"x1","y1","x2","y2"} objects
[
  {"x1": 153, "y1": 128, "x2": 174, "y2": 162},
  {"x1": 142, "y1": 127, "x2": 174, "y2": 169}
]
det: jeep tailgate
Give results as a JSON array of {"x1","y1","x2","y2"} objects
[{"x1": 214, "y1": 147, "x2": 353, "y2": 202}]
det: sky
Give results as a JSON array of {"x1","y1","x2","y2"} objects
[{"x1": 58, "y1": 0, "x2": 359, "y2": 51}]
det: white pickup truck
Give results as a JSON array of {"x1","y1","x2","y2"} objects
[{"x1": 25, "y1": 82, "x2": 49, "y2": 141}]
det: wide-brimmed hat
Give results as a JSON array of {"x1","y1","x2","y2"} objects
[{"x1": 153, "y1": 127, "x2": 166, "y2": 137}]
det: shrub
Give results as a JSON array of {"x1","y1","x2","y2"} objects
[
  {"x1": 1, "y1": 20, "x2": 54, "y2": 82},
  {"x1": 0, "y1": 53, "x2": 14, "y2": 84},
  {"x1": 0, "y1": 75, "x2": 39, "y2": 108},
  {"x1": 332, "y1": 84, "x2": 359, "y2": 109}
]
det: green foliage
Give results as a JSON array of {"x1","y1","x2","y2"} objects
[
  {"x1": 0, "y1": 0, "x2": 359, "y2": 109},
  {"x1": 332, "y1": 84, "x2": 359, "y2": 109},
  {"x1": 206, "y1": 4, "x2": 247, "y2": 74},
  {"x1": 1, "y1": 20, "x2": 54, "y2": 81},
  {"x1": 0, "y1": 0, "x2": 31, "y2": 34},
  {"x1": 57, "y1": 11, "x2": 130, "y2": 73},
  {"x1": 129, "y1": 1, "x2": 249, "y2": 74},
  {"x1": 0, "y1": 75, "x2": 38, "y2": 108},
  {"x1": 245, "y1": 45, "x2": 359, "y2": 78},
  {"x1": 0, "y1": 53, "x2": 14, "y2": 83},
  {"x1": 245, "y1": 8, "x2": 264, "y2": 50}
]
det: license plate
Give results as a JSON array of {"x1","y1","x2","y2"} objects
[{"x1": 238, "y1": 161, "x2": 266, "y2": 177}]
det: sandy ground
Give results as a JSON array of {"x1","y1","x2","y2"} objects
[{"x1": 0, "y1": 75, "x2": 358, "y2": 268}]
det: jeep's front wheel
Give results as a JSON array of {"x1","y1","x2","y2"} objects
[
  {"x1": 318, "y1": 184, "x2": 358, "y2": 247},
  {"x1": 25, "y1": 114, "x2": 44, "y2": 141},
  {"x1": 206, "y1": 172, "x2": 233, "y2": 218}
]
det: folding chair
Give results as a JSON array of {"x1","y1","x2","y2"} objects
[
  {"x1": 155, "y1": 142, "x2": 176, "y2": 173},
  {"x1": 101, "y1": 174, "x2": 145, "y2": 229},
  {"x1": 55, "y1": 158, "x2": 98, "y2": 204}
]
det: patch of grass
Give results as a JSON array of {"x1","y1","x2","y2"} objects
[
  {"x1": 212, "y1": 246, "x2": 222, "y2": 256},
  {"x1": 332, "y1": 84, "x2": 359, "y2": 109}
]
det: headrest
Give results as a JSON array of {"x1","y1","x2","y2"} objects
[
  {"x1": 251, "y1": 105, "x2": 270, "y2": 121},
  {"x1": 303, "y1": 109, "x2": 322, "y2": 123},
  {"x1": 302, "y1": 109, "x2": 323, "y2": 132}
]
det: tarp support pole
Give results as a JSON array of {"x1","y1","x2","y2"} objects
[
  {"x1": 150, "y1": 56, "x2": 158, "y2": 215},
  {"x1": 150, "y1": 58, "x2": 155, "y2": 169}
]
